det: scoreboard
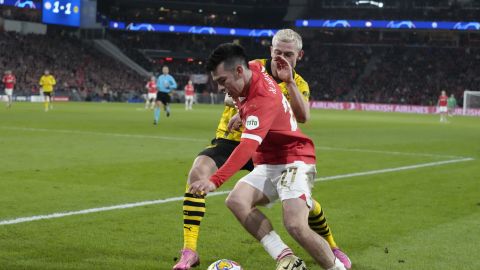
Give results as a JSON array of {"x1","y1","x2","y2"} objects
[{"x1": 42, "y1": 0, "x2": 81, "y2": 27}]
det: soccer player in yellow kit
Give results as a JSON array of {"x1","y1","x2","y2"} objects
[
  {"x1": 173, "y1": 29, "x2": 351, "y2": 270},
  {"x1": 39, "y1": 70, "x2": 56, "y2": 112}
]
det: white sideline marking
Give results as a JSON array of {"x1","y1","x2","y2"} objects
[
  {"x1": 0, "y1": 157, "x2": 473, "y2": 226},
  {"x1": 1, "y1": 126, "x2": 466, "y2": 158},
  {"x1": 316, "y1": 146, "x2": 466, "y2": 159},
  {"x1": 317, "y1": 158, "x2": 474, "y2": 181},
  {"x1": 0, "y1": 126, "x2": 205, "y2": 142}
]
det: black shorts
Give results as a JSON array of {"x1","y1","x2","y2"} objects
[
  {"x1": 156, "y1": 92, "x2": 170, "y2": 105},
  {"x1": 43, "y1": 92, "x2": 52, "y2": 97},
  {"x1": 198, "y1": 138, "x2": 254, "y2": 171}
]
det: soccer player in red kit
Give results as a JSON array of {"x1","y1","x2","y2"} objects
[
  {"x1": 438, "y1": 90, "x2": 448, "y2": 123},
  {"x1": 184, "y1": 79, "x2": 195, "y2": 110},
  {"x1": 189, "y1": 43, "x2": 346, "y2": 270},
  {"x1": 2, "y1": 70, "x2": 16, "y2": 108},
  {"x1": 145, "y1": 76, "x2": 157, "y2": 110}
]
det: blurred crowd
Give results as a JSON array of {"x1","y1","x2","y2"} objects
[{"x1": 0, "y1": 31, "x2": 144, "y2": 101}]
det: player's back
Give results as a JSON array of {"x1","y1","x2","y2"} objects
[{"x1": 239, "y1": 61, "x2": 315, "y2": 165}]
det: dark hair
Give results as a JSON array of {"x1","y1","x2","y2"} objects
[{"x1": 206, "y1": 43, "x2": 248, "y2": 72}]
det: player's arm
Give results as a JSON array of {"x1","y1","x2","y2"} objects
[
  {"x1": 189, "y1": 95, "x2": 277, "y2": 194},
  {"x1": 169, "y1": 76, "x2": 177, "y2": 89},
  {"x1": 273, "y1": 56, "x2": 310, "y2": 123}
]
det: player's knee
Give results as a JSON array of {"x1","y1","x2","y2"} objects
[
  {"x1": 225, "y1": 192, "x2": 246, "y2": 213},
  {"x1": 283, "y1": 218, "x2": 308, "y2": 238}
]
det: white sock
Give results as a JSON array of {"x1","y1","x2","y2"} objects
[
  {"x1": 260, "y1": 231, "x2": 290, "y2": 260},
  {"x1": 327, "y1": 258, "x2": 346, "y2": 270}
]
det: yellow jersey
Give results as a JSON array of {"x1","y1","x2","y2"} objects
[
  {"x1": 39, "y1": 75, "x2": 56, "y2": 92},
  {"x1": 214, "y1": 59, "x2": 310, "y2": 142}
]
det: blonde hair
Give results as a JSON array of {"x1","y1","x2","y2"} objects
[{"x1": 272, "y1": 29, "x2": 303, "y2": 51}]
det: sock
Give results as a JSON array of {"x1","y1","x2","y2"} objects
[
  {"x1": 327, "y1": 258, "x2": 347, "y2": 270},
  {"x1": 44, "y1": 100, "x2": 49, "y2": 111},
  {"x1": 183, "y1": 184, "x2": 206, "y2": 251},
  {"x1": 309, "y1": 200, "x2": 338, "y2": 249},
  {"x1": 154, "y1": 107, "x2": 160, "y2": 122},
  {"x1": 260, "y1": 231, "x2": 291, "y2": 260},
  {"x1": 166, "y1": 105, "x2": 171, "y2": 114}
]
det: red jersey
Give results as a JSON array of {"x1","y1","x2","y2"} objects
[
  {"x1": 146, "y1": 81, "x2": 157, "y2": 94},
  {"x1": 2, "y1": 74, "x2": 16, "y2": 89},
  {"x1": 239, "y1": 61, "x2": 315, "y2": 165},
  {"x1": 185, "y1": 84, "x2": 194, "y2": 96},
  {"x1": 210, "y1": 61, "x2": 315, "y2": 187},
  {"x1": 438, "y1": 95, "x2": 448, "y2": 106}
]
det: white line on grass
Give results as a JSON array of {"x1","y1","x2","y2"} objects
[
  {"x1": 0, "y1": 157, "x2": 473, "y2": 226},
  {"x1": 316, "y1": 146, "x2": 466, "y2": 159},
  {"x1": 0, "y1": 126, "x2": 205, "y2": 142},
  {"x1": 1, "y1": 126, "x2": 466, "y2": 158}
]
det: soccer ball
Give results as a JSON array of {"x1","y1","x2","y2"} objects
[{"x1": 207, "y1": 259, "x2": 243, "y2": 270}]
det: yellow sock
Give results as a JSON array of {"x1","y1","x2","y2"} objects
[
  {"x1": 44, "y1": 101, "x2": 49, "y2": 111},
  {"x1": 309, "y1": 200, "x2": 338, "y2": 249},
  {"x1": 183, "y1": 184, "x2": 206, "y2": 251}
]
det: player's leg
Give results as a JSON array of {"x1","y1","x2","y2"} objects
[
  {"x1": 144, "y1": 94, "x2": 149, "y2": 109},
  {"x1": 5, "y1": 89, "x2": 12, "y2": 108},
  {"x1": 283, "y1": 198, "x2": 345, "y2": 270},
  {"x1": 164, "y1": 94, "x2": 171, "y2": 117},
  {"x1": 44, "y1": 93, "x2": 50, "y2": 111},
  {"x1": 185, "y1": 96, "x2": 189, "y2": 110},
  {"x1": 276, "y1": 163, "x2": 345, "y2": 269},
  {"x1": 225, "y1": 168, "x2": 307, "y2": 269},
  {"x1": 154, "y1": 93, "x2": 163, "y2": 124},
  {"x1": 309, "y1": 199, "x2": 351, "y2": 268},
  {"x1": 174, "y1": 142, "x2": 222, "y2": 270}
]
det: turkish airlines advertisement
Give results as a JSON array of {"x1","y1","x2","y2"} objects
[{"x1": 310, "y1": 101, "x2": 480, "y2": 117}]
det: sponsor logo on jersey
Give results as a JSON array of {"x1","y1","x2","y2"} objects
[{"x1": 245, "y1": 115, "x2": 259, "y2": 130}]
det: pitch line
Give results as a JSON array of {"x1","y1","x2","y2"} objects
[
  {"x1": 316, "y1": 146, "x2": 466, "y2": 159},
  {"x1": 1, "y1": 126, "x2": 465, "y2": 158},
  {"x1": 0, "y1": 126, "x2": 205, "y2": 143},
  {"x1": 0, "y1": 157, "x2": 473, "y2": 226}
]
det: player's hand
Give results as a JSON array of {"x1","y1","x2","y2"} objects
[
  {"x1": 273, "y1": 55, "x2": 294, "y2": 84},
  {"x1": 188, "y1": 180, "x2": 217, "y2": 196},
  {"x1": 227, "y1": 113, "x2": 242, "y2": 132}
]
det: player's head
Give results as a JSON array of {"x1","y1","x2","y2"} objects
[
  {"x1": 271, "y1": 29, "x2": 304, "y2": 69},
  {"x1": 150, "y1": 76, "x2": 156, "y2": 81},
  {"x1": 44, "y1": 69, "x2": 50, "y2": 75},
  {"x1": 5, "y1": 70, "x2": 11, "y2": 75},
  {"x1": 206, "y1": 43, "x2": 250, "y2": 98},
  {"x1": 450, "y1": 94, "x2": 454, "y2": 98},
  {"x1": 188, "y1": 79, "x2": 193, "y2": 85},
  {"x1": 162, "y1": 66, "x2": 169, "y2": 74},
  {"x1": 441, "y1": 90, "x2": 446, "y2": 96}
]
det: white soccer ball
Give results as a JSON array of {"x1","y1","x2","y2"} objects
[{"x1": 207, "y1": 259, "x2": 243, "y2": 270}]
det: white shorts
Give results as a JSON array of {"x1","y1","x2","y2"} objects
[
  {"x1": 5, "y1": 89, "x2": 13, "y2": 96},
  {"x1": 238, "y1": 161, "x2": 316, "y2": 208},
  {"x1": 185, "y1": 95, "x2": 194, "y2": 102},
  {"x1": 439, "y1": 106, "x2": 448, "y2": 113},
  {"x1": 147, "y1": 93, "x2": 156, "y2": 100}
]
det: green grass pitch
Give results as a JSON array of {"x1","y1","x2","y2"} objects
[{"x1": 0, "y1": 102, "x2": 479, "y2": 270}]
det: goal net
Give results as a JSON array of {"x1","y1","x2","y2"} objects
[{"x1": 463, "y1": 90, "x2": 480, "y2": 115}]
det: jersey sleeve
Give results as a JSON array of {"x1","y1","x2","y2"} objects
[
  {"x1": 295, "y1": 75, "x2": 310, "y2": 102},
  {"x1": 240, "y1": 94, "x2": 278, "y2": 144},
  {"x1": 169, "y1": 75, "x2": 177, "y2": 89},
  {"x1": 210, "y1": 139, "x2": 259, "y2": 187}
]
